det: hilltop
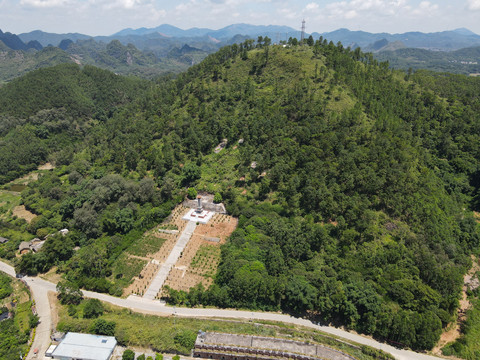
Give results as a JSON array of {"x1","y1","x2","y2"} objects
[{"x1": 0, "y1": 40, "x2": 479, "y2": 357}]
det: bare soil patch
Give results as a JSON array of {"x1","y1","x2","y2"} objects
[
  {"x1": 40, "y1": 266, "x2": 63, "y2": 284},
  {"x1": 12, "y1": 205, "x2": 37, "y2": 223},
  {"x1": 38, "y1": 162, "x2": 55, "y2": 171},
  {"x1": 49, "y1": 291, "x2": 59, "y2": 329},
  {"x1": 434, "y1": 255, "x2": 479, "y2": 355},
  {"x1": 124, "y1": 206, "x2": 190, "y2": 297}
]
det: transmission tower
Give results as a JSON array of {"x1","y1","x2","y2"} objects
[{"x1": 301, "y1": 19, "x2": 306, "y2": 44}]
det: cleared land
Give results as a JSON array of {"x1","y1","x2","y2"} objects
[
  {"x1": 163, "y1": 213, "x2": 237, "y2": 294},
  {"x1": 123, "y1": 205, "x2": 237, "y2": 298}
]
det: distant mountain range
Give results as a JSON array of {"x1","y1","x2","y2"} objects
[
  {"x1": 112, "y1": 23, "x2": 299, "y2": 40},
  {"x1": 0, "y1": 35, "x2": 206, "y2": 83},
  {"x1": 2, "y1": 24, "x2": 480, "y2": 83},
  {"x1": 16, "y1": 24, "x2": 480, "y2": 52},
  {"x1": 315, "y1": 27, "x2": 480, "y2": 51},
  {"x1": 0, "y1": 29, "x2": 42, "y2": 51}
]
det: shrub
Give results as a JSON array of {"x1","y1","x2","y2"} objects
[
  {"x1": 213, "y1": 192, "x2": 222, "y2": 204},
  {"x1": 137, "y1": 355, "x2": 145, "y2": 360},
  {"x1": 155, "y1": 354, "x2": 163, "y2": 360},
  {"x1": 174, "y1": 329, "x2": 197, "y2": 350},
  {"x1": 122, "y1": 349, "x2": 135, "y2": 360},
  {"x1": 187, "y1": 188, "x2": 197, "y2": 200}
]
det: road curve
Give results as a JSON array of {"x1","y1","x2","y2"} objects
[{"x1": 0, "y1": 260, "x2": 443, "y2": 360}]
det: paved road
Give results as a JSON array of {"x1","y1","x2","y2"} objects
[
  {"x1": 0, "y1": 261, "x2": 52, "y2": 360},
  {"x1": 144, "y1": 221, "x2": 197, "y2": 299},
  {"x1": 0, "y1": 260, "x2": 444, "y2": 360},
  {"x1": 25, "y1": 277, "x2": 53, "y2": 360}
]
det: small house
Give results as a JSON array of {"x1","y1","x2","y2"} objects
[{"x1": 19, "y1": 241, "x2": 31, "y2": 254}]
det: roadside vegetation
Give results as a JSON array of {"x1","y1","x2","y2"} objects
[
  {"x1": 56, "y1": 297, "x2": 392, "y2": 360},
  {"x1": 0, "y1": 272, "x2": 37, "y2": 359}
]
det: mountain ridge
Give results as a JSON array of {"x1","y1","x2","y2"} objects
[{"x1": 17, "y1": 24, "x2": 480, "y2": 51}]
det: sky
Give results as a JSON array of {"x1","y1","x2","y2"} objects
[{"x1": 1, "y1": 0, "x2": 480, "y2": 36}]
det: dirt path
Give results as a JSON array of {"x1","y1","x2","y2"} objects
[
  {"x1": 432, "y1": 255, "x2": 479, "y2": 354},
  {"x1": 48, "y1": 291, "x2": 59, "y2": 330}
]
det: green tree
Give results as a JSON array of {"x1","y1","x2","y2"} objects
[
  {"x1": 83, "y1": 298, "x2": 104, "y2": 319},
  {"x1": 57, "y1": 281, "x2": 83, "y2": 305},
  {"x1": 182, "y1": 163, "x2": 200, "y2": 185},
  {"x1": 174, "y1": 330, "x2": 197, "y2": 350},
  {"x1": 90, "y1": 318, "x2": 116, "y2": 336}
]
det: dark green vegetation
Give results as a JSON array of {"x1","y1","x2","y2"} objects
[
  {"x1": 0, "y1": 63, "x2": 148, "y2": 184},
  {"x1": 375, "y1": 46, "x2": 480, "y2": 75},
  {"x1": 1, "y1": 38, "x2": 480, "y2": 354},
  {"x1": 57, "y1": 298, "x2": 392, "y2": 360},
  {"x1": 0, "y1": 273, "x2": 35, "y2": 360}
]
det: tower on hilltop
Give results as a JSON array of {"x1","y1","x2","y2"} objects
[{"x1": 301, "y1": 19, "x2": 306, "y2": 44}]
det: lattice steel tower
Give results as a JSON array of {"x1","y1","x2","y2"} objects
[{"x1": 301, "y1": 19, "x2": 306, "y2": 44}]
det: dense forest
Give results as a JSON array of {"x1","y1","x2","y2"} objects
[{"x1": 1, "y1": 38, "x2": 480, "y2": 355}]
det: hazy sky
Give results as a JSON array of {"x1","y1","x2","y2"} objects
[{"x1": 1, "y1": 0, "x2": 480, "y2": 36}]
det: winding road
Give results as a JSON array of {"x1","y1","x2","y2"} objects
[{"x1": 0, "y1": 260, "x2": 443, "y2": 360}]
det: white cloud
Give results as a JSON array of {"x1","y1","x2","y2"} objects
[
  {"x1": 21, "y1": 0, "x2": 69, "y2": 7},
  {"x1": 468, "y1": 0, "x2": 480, "y2": 10},
  {"x1": 411, "y1": 1, "x2": 438, "y2": 16},
  {"x1": 324, "y1": 0, "x2": 400, "y2": 20},
  {"x1": 305, "y1": 2, "x2": 319, "y2": 11}
]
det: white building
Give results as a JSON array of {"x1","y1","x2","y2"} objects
[{"x1": 51, "y1": 332, "x2": 117, "y2": 360}]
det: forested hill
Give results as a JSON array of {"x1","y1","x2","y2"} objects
[
  {"x1": 1, "y1": 40, "x2": 480, "y2": 354},
  {"x1": 150, "y1": 42, "x2": 480, "y2": 351},
  {"x1": 0, "y1": 63, "x2": 148, "y2": 183}
]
